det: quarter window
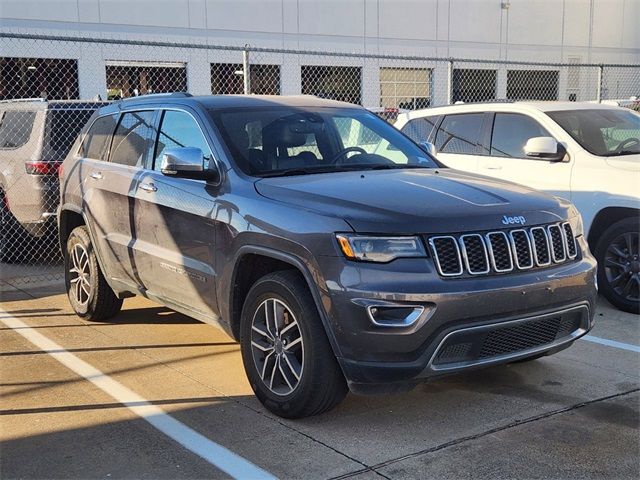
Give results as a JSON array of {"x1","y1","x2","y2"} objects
[
  {"x1": 154, "y1": 110, "x2": 212, "y2": 171},
  {"x1": 0, "y1": 111, "x2": 36, "y2": 149},
  {"x1": 81, "y1": 114, "x2": 118, "y2": 160},
  {"x1": 491, "y1": 113, "x2": 551, "y2": 158},
  {"x1": 435, "y1": 113, "x2": 484, "y2": 154},
  {"x1": 401, "y1": 116, "x2": 439, "y2": 143},
  {"x1": 110, "y1": 111, "x2": 155, "y2": 167}
]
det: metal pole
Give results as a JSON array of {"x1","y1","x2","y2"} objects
[
  {"x1": 446, "y1": 60, "x2": 454, "y2": 105},
  {"x1": 242, "y1": 47, "x2": 251, "y2": 95},
  {"x1": 596, "y1": 64, "x2": 603, "y2": 103}
]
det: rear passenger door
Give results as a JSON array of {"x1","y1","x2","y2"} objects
[
  {"x1": 478, "y1": 112, "x2": 572, "y2": 197},
  {"x1": 432, "y1": 113, "x2": 488, "y2": 173},
  {"x1": 82, "y1": 110, "x2": 155, "y2": 287},
  {"x1": 133, "y1": 108, "x2": 219, "y2": 319}
]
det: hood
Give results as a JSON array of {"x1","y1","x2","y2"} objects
[{"x1": 255, "y1": 169, "x2": 575, "y2": 234}]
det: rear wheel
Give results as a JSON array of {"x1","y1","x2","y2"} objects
[
  {"x1": 595, "y1": 217, "x2": 640, "y2": 314},
  {"x1": 240, "y1": 270, "x2": 347, "y2": 418},
  {"x1": 65, "y1": 225, "x2": 123, "y2": 320},
  {"x1": 0, "y1": 186, "x2": 23, "y2": 263}
]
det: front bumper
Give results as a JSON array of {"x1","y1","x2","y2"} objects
[{"x1": 318, "y1": 236, "x2": 597, "y2": 393}]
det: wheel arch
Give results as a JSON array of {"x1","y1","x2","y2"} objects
[
  {"x1": 587, "y1": 207, "x2": 640, "y2": 251},
  {"x1": 227, "y1": 245, "x2": 342, "y2": 358}
]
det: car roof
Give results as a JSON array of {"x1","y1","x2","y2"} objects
[
  {"x1": 400, "y1": 100, "x2": 629, "y2": 120},
  {"x1": 102, "y1": 94, "x2": 360, "y2": 113}
]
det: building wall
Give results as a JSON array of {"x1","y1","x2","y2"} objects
[{"x1": 1, "y1": 0, "x2": 638, "y2": 63}]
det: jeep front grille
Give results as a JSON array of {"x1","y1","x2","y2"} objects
[{"x1": 428, "y1": 222, "x2": 578, "y2": 277}]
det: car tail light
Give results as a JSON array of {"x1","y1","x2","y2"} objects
[
  {"x1": 58, "y1": 162, "x2": 65, "y2": 179},
  {"x1": 25, "y1": 161, "x2": 61, "y2": 175}
]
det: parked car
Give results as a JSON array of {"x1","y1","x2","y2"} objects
[
  {"x1": 58, "y1": 94, "x2": 597, "y2": 418},
  {"x1": 395, "y1": 101, "x2": 640, "y2": 313},
  {"x1": 0, "y1": 99, "x2": 107, "y2": 261}
]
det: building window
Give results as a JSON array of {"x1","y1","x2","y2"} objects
[
  {"x1": 507, "y1": 70, "x2": 558, "y2": 100},
  {"x1": 105, "y1": 62, "x2": 187, "y2": 100},
  {"x1": 301, "y1": 66, "x2": 361, "y2": 105},
  {"x1": 452, "y1": 68, "x2": 496, "y2": 103},
  {"x1": 0, "y1": 57, "x2": 79, "y2": 100},
  {"x1": 211, "y1": 63, "x2": 280, "y2": 95},
  {"x1": 380, "y1": 68, "x2": 432, "y2": 110}
]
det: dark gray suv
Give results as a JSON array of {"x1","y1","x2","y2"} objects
[{"x1": 58, "y1": 94, "x2": 597, "y2": 418}]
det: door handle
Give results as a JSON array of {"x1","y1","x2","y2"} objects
[
  {"x1": 485, "y1": 165, "x2": 503, "y2": 170},
  {"x1": 90, "y1": 172, "x2": 103, "y2": 180},
  {"x1": 138, "y1": 182, "x2": 157, "y2": 193}
]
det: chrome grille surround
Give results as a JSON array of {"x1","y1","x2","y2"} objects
[
  {"x1": 459, "y1": 234, "x2": 490, "y2": 275},
  {"x1": 429, "y1": 223, "x2": 578, "y2": 278},
  {"x1": 485, "y1": 231, "x2": 514, "y2": 273}
]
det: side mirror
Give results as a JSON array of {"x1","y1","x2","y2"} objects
[
  {"x1": 524, "y1": 137, "x2": 567, "y2": 162},
  {"x1": 420, "y1": 141, "x2": 437, "y2": 157},
  {"x1": 161, "y1": 147, "x2": 220, "y2": 182}
]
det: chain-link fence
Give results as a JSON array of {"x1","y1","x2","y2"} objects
[{"x1": 1, "y1": 32, "x2": 639, "y2": 287}]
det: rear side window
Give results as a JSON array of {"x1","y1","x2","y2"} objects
[
  {"x1": 43, "y1": 109, "x2": 95, "y2": 160},
  {"x1": 435, "y1": 113, "x2": 484, "y2": 154},
  {"x1": 82, "y1": 114, "x2": 118, "y2": 160},
  {"x1": 401, "y1": 116, "x2": 440, "y2": 143},
  {"x1": 490, "y1": 113, "x2": 551, "y2": 158},
  {"x1": 110, "y1": 111, "x2": 155, "y2": 167},
  {"x1": 0, "y1": 111, "x2": 36, "y2": 149}
]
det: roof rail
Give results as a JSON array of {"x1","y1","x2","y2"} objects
[
  {"x1": 122, "y1": 92, "x2": 192, "y2": 100},
  {"x1": 0, "y1": 97, "x2": 47, "y2": 104}
]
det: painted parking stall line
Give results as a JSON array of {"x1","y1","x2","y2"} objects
[
  {"x1": 0, "y1": 309, "x2": 276, "y2": 480},
  {"x1": 583, "y1": 335, "x2": 640, "y2": 353}
]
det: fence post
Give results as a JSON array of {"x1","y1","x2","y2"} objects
[
  {"x1": 242, "y1": 46, "x2": 251, "y2": 95},
  {"x1": 446, "y1": 59, "x2": 454, "y2": 105},
  {"x1": 596, "y1": 64, "x2": 603, "y2": 103}
]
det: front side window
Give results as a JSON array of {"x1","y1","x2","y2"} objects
[
  {"x1": 154, "y1": 110, "x2": 212, "y2": 171},
  {"x1": 490, "y1": 113, "x2": 552, "y2": 158},
  {"x1": 210, "y1": 106, "x2": 437, "y2": 176},
  {"x1": 435, "y1": 113, "x2": 484, "y2": 154},
  {"x1": 548, "y1": 109, "x2": 640, "y2": 157},
  {"x1": 0, "y1": 110, "x2": 36, "y2": 149},
  {"x1": 110, "y1": 111, "x2": 155, "y2": 167},
  {"x1": 81, "y1": 114, "x2": 118, "y2": 160}
]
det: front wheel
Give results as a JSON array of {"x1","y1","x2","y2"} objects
[
  {"x1": 595, "y1": 217, "x2": 640, "y2": 314},
  {"x1": 65, "y1": 226, "x2": 123, "y2": 320},
  {"x1": 240, "y1": 270, "x2": 347, "y2": 418}
]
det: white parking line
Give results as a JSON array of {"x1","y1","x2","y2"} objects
[
  {"x1": 0, "y1": 309, "x2": 276, "y2": 480},
  {"x1": 583, "y1": 335, "x2": 640, "y2": 353}
]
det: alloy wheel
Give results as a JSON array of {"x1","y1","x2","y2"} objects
[
  {"x1": 68, "y1": 243, "x2": 91, "y2": 305},
  {"x1": 604, "y1": 231, "x2": 640, "y2": 303},
  {"x1": 250, "y1": 298, "x2": 304, "y2": 396}
]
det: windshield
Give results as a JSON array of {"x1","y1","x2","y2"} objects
[
  {"x1": 209, "y1": 106, "x2": 438, "y2": 177},
  {"x1": 548, "y1": 108, "x2": 640, "y2": 157}
]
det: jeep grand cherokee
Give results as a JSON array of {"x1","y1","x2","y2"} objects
[{"x1": 58, "y1": 94, "x2": 597, "y2": 418}]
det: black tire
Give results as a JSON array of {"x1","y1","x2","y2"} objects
[
  {"x1": 595, "y1": 217, "x2": 640, "y2": 314},
  {"x1": 0, "y1": 186, "x2": 23, "y2": 263},
  {"x1": 65, "y1": 225, "x2": 123, "y2": 321},
  {"x1": 240, "y1": 270, "x2": 347, "y2": 418}
]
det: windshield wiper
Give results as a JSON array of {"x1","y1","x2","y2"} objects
[{"x1": 259, "y1": 167, "x2": 336, "y2": 178}]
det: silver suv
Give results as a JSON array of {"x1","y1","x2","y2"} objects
[
  {"x1": 58, "y1": 94, "x2": 597, "y2": 418},
  {"x1": 0, "y1": 99, "x2": 106, "y2": 261}
]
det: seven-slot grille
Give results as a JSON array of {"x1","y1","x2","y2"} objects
[{"x1": 429, "y1": 222, "x2": 578, "y2": 277}]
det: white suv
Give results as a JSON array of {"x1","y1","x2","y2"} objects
[{"x1": 395, "y1": 102, "x2": 640, "y2": 313}]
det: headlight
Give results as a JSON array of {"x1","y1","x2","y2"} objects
[
  {"x1": 569, "y1": 213, "x2": 584, "y2": 237},
  {"x1": 336, "y1": 234, "x2": 427, "y2": 262}
]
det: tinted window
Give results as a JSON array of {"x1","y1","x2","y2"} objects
[
  {"x1": 490, "y1": 113, "x2": 551, "y2": 158},
  {"x1": 548, "y1": 109, "x2": 640, "y2": 157},
  {"x1": 43, "y1": 109, "x2": 95, "y2": 160},
  {"x1": 110, "y1": 111, "x2": 155, "y2": 167},
  {"x1": 154, "y1": 110, "x2": 212, "y2": 171},
  {"x1": 82, "y1": 114, "x2": 118, "y2": 160},
  {"x1": 0, "y1": 111, "x2": 36, "y2": 149},
  {"x1": 401, "y1": 117, "x2": 439, "y2": 143},
  {"x1": 435, "y1": 114, "x2": 484, "y2": 154}
]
